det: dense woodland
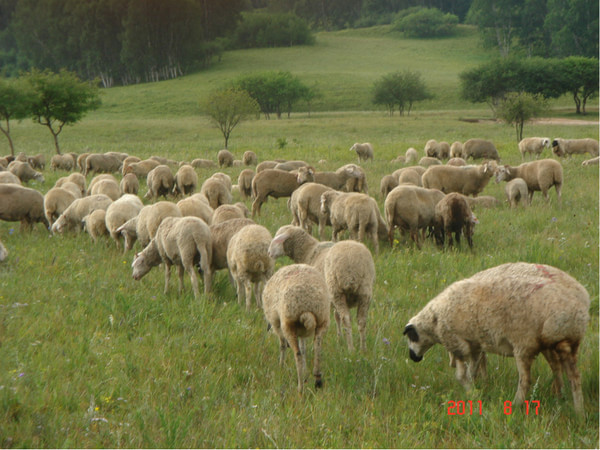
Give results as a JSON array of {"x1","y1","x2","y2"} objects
[{"x1": 0, "y1": 0, "x2": 597, "y2": 86}]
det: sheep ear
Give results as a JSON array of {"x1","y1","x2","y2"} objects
[
  {"x1": 471, "y1": 213, "x2": 479, "y2": 224},
  {"x1": 272, "y1": 233, "x2": 289, "y2": 245},
  {"x1": 403, "y1": 324, "x2": 419, "y2": 342}
]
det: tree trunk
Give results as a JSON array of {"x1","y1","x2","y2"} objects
[
  {"x1": 573, "y1": 92, "x2": 581, "y2": 114},
  {"x1": 1, "y1": 119, "x2": 15, "y2": 156}
]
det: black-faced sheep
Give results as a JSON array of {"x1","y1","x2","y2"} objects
[
  {"x1": 132, "y1": 216, "x2": 212, "y2": 299},
  {"x1": 494, "y1": 159, "x2": 562, "y2": 204},
  {"x1": 251, "y1": 167, "x2": 314, "y2": 217},
  {"x1": 421, "y1": 162, "x2": 496, "y2": 197},
  {"x1": 8, "y1": 161, "x2": 44, "y2": 184},
  {"x1": 404, "y1": 262, "x2": 590, "y2": 416},
  {"x1": 519, "y1": 137, "x2": 550, "y2": 160},
  {"x1": 552, "y1": 138, "x2": 599, "y2": 158},
  {"x1": 505, "y1": 178, "x2": 529, "y2": 208},
  {"x1": 105, "y1": 194, "x2": 144, "y2": 249},
  {"x1": 433, "y1": 192, "x2": 477, "y2": 248},
  {"x1": 217, "y1": 149, "x2": 234, "y2": 167},
  {"x1": 0, "y1": 184, "x2": 49, "y2": 231},
  {"x1": 227, "y1": 224, "x2": 273, "y2": 310},
  {"x1": 44, "y1": 187, "x2": 77, "y2": 227},
  {"x1": 237, "y1": 169, "x2": 255, "y2": 200},
  {"x1": 349, "y1": 142, "x2": 374, "y2": 162},
  {"x1": 462, "y1": 138, "x2": 500, "y2": 161},
  {"x1": 288, "y1": 182, "x2": 333, "y2": 240},
  {"x1": 242, "y1": 150, "x2": 258, "y2": 166},
  {"x1": 52, "y1": 194, "x2": 113, "y2": 234},
  {"x1": 145, "y1": 165, "x2": 175, "y2": 201}
]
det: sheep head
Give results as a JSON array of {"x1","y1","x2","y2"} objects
[
  {"x1": 268, "y1": 231, "x2": 289, "y2": 259},
  {"x1": 320, "y1": 191, "x2": 338, "y2": 215},
  {"x1": 296, "y1": 166, "x2": 315, "y2": 185},
  {"x1": 131, "y1": 241, "x2": 160, "y2": 280}
]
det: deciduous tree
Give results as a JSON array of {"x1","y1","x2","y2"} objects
[
  {"x1": 0, "y1": 77, "x2": 33, "y2": 155},
  {"x1": 497, "y1": 92, "x2": 546, "y2": 142}
]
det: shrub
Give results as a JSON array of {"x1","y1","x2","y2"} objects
[
  {"x1": 232, "y1": 12, "x2": 314, "y2": 48},
  {"x1": 392, "y1": 7, "x2": 459, "y2": 38}
]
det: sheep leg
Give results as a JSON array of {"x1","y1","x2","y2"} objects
[
  {"x1": 251, "y1": 196, "x2": 263, "y2": 217},
  {"x1": 186, "y1": 262, "x2": 200, "y2": 300},
  {"x1": 335, "y1": 299, "x2": 354, "y2": 352},
  {"x1": 388, "y1": 225, "x2": 395, "y2": 247},
  {"x1": 555, "y1": 184, "x2": 562, "y2": 204},
  {"x1": 163, "y1": 263, "x2": 172, "y2": 295},
  {"x1": 454, "y1": 358, "x2": 472, "y2": 391},
  {"x1": 244, "y1": 279, "x2": 254, "y2": 311},
  {"x1": 252, "y1": 281, "x2": 263, "y2": 309},
  {"x1": 277, "y1": 334, "x2": 287, "y2": 367},
  {"x1": 176, "y1": 265, "x2": 185, "y2": 295},
  {"x1": 555, "y1": 340, "x2": 584, "y2": 415},
  {"x1": 334, "y1": 310, "x2": 343, "y2": 338},
  {"x1": 235, "y1": 274, "x2": 245, "y2": 305},
  {"x1": 356, "y1": 298, "x2": 369, "y2": 353},
  {"x1": 282, "y1": 324, "x2": 304, "y2": 393},
  {"x1": 313, "y1": 324, "x2": 327, "y2": 389},
  {"x1": 542, "y1": 349, "x2": 564, "y2": 396},
  {"x1": 370, "y1": 227, "x2": 379, "y2": 255},
  {"x1": 512, "y1": 353, "x2": 533, "y2": 407}
]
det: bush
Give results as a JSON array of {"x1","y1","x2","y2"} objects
[
  {"x1": 392, "y1": 7, "x2": 459, "y2": 38},
  {"x1": 232, "y1": 12, "x2": 314, "y2": 49}
]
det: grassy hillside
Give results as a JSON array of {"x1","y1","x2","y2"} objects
[{"x1": 0, "y1": 25, "x2": 598, "y2": 448}]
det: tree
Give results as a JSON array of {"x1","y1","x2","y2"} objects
[
  {"x1": 497, "y1": 92, "x2": 546, "y2": 142},
  {"x1": 558, "y1": 56, "x2": 599, "y2": 114},
  {"x1": 392, "y1": 7, "x2": 459, "y2": 38},
  {"x1": 372, "y1": 70, "x2": 430, "y2": 116},
  {"x1": 203, "y1": 88, "x2": 259, "y2": 148},
  {"x1": 0, "y1": 77, "x2": 33, "y2": 155},
  {"x1": 466, "y1": 0, "x2": 522, "y2": 57},
  {"x1": 544, "y1": 0, "x2": 599, "y2": 58},
  {"x1": 24, "y1": 68, "x2": 101, "y2": 154}
]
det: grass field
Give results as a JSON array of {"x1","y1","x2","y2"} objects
[{"x1": 0, "y1": 25, "x2": 598, "y2": 448}]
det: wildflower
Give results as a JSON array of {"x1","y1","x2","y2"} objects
[
  {"x1": 382, "y1": 338, "x2": 390, "y2": 345},
  {"x1": 551, "y1": 217, "x2": 557, "y2": 222}
]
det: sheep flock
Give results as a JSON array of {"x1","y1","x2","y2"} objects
[{"x1": 0, "y1": 136, "x2": 596, "y2": 416}]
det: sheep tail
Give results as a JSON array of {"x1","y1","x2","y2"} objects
[{"x1": 299, "y1": 312, "x2": 316, "y2": 332}]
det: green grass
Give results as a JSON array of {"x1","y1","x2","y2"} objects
[{"x1": 0, "y1": 25, "x2": 598, "y2": 448}]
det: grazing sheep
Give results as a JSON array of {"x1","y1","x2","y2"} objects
[
  {"x1": 120, "y1": 173, "x2": 139, "y2": 195},
  {"x1": 392, "y1": 165, "x2": 426, "y2": 181},
  {"x1": 145, "y1": 165, "x2": 175, "y2": 200},
  {"x1": 552, "y1": 138, "x2": 599, "y2": 158},
  {"x1": 132, "y1": 216, "x2": 212, "y2": 299},
  {"x1": 582, "y1": 156, "x2": 600, "y2": 166},
  {"x1": 208, "y1": 217, "x2": 255, "y2": 287},
  {"x1": 84, "y1": 153, "x2": 122, "y2": 176},
  {"x1": 237, "y1": 169, "x2": 255, "y2": 200},
  {"x1": 55, "y1": 172, "x2": 86, "y2": 196},
  {"x1": 274, "y1": 160, "x2": 309, "y2": 171},
  {"x1": 87, "y1": 174, "x2": 116, "y2": 195},
  {"x1": 0, "y1": 184, "x2": 49, "y2": 231},
  {"x1": 0, "y1": 238, "x2": 7, "y2": 262},
  {"x1": 256, "y1": 160, "x2": 280, "y2": 172},
  {"x1": 148, "y1": 155, "x2": 176, "y2": 166},
  {"x1": 320, "y1": 191, "x2": 382, "y2": 254},
  {"x1": 289, "y1": 182, "x2": 334, "y2": 240},
  {"x1": 405, "y1": 147, "x2": 419, "y2": 164},
  {"x1": 200, "y1": 176, "x2": 233, "y2": 210},
  {"x1": 8, "y1": 161, "x2": 44, "y2": 184},
  {"x1": 52, "y1": 194, "x2": 112, "y2": 234},
  {"x1": 462, "y1": 139, "x2": 500, "y2": 161},
  {"x1": 379, "y1": 174, "x2": 399, "y2": 199},
  {"x1": 421, "y1": 162, "x2": 496, "y2": 197},
  {"x1": 121, "y1": 155, "x2": 141, "y2": 173},
  {"x1": 190, "y1": 158, "x2": 217, "y2": 169},
  {"x1": 343, "y1": 164, "x2": 368, "y2": 194},
  {"x1": 212, "y1": 203, "x2": 249, "y2": 225},
  {"x1": 439, "y1": 141, "x2": 450, "y2": 159},
  {"x1": 404, "y1": 262, "x2": 590, "y2": 416},
  {"x1": 269, "y1": 225, "x2": 375, "y2": 352},
  {"x1": 309, "y1": 164, "x2": 361, "y2": 191},
  {"x1": 0, "y1": 172, "x2": 22, "y2": 185},
  {"x1": 177, "y1": 194, "x2": 213, "y2": 225},
  {"x1": 217, "y1": 149, "x2": 234, "y2": 167},
  {"x1": 251, "y1": 167, "x2": 314, "y2": 217},
  {"x1": 446, "y1": 157, "x2": 467, "y2": 166},
  {"x1": 27, "y1": 153, "x2": 45, "y2": 170},
  {"x1": 450, "y1": 141, "x2": 463, "y2": 158},
  {"x1": 44, "y1": 187, "x2": 77, "y2": 227},
  {"x1": 227, "y1": 224, "x2": 274, "y2": 310},
  {"x1": 350, "y1": 142, "x2": 374, "y2": 162},
  {"x1": 242, "y1": 150, "x2": 258, "y2": 166},
  {"x1": 418, "y1": 156, "x2": 442, "y2": 167},
  {"x1": 173, "y1": 164, "x2": 198, "y2": 197},
  {"x1": 136, "y1": 201, "x2": 182, "y2": 248},
  {"x1": 397, "y1": 167, "x2": 423, "y2": 186},
  {"x1": 262, "y1": 263, "x2": 331, "y2": 393},
  {"x1": 123, "y1": 159, "x2": 160, "y2": 178},
  {"x1": 433, "y1": 192, "x2": 477, "y2": 248},
  {"x1": 464, "y1": 195, "x2": 499, "y2": 210},
  {"x1": 384, "y1": 185, "x2": 445, "y2": 248},
  {"x1": 90, "y1": 177, "x2": 120, "y2": 201},
  {"x1": 105, "y1": 194, "x2": 144, "y2": 249},
  {"x1": 424, "y1": 139, "x2": 441, "y2": 159},
  {"x1": 82, "y1": 209, "x2": 108, "y2": 242},
  {"x1": 76, "y1": 152, "x2": 91, "y2": 173},
  {"x1": 494, "y1": 159, "x2": 562, "y2": 204},
  {"x1": 519, "y1": 137, "x2": 551, "y2": 160},
  {"x1": 505, "y1": 178, "x2": 529, "y2": 208},
  {"x1": 50, "y1": 154, "x2": 75, "y2": 171}
]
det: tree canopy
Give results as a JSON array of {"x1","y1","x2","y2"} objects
[
  {"x1": 372, "y1": 70, "x2": 430, "y2": 116},
  {"x1": 497, "y1": 92, "x2": 547, "y2": 142},
  {"x1": 0, "y1": 77, "x2": 33, "y2": 155}
]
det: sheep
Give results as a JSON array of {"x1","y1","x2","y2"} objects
[
  {"x1": 105, "y1": 194, "x2": 144, "y2": 249},
  {"x1": 397, "y1": 167, "x2": 423, "y2": 186},
  {"x1": 84, "y1": 153, "x2": 122, "y2": 176},
  {"x1": 55, "y1": 172, "x2": 86, "y2": 196},
  {"x1": 208, "y1": 217, "x2": 255, "y2": 287},
  {"x1": 82, "y1": 209, "x2": 108, "y2": 242},
  {"x1": 177, "y1": 195, "x2": 213, "y2": 225},
  {"x1": 132, "y1": 216, "x2": 212, "y2": 299},
  {"x1": 120, "y1": 173, "x2": 139, "y2": 195},
  {"x1": 505, "y1": 178, "x2": 529, "y2": 208},
  {"x1": 242, "y1": 150, "x2": 258, "y2": 166},
  {"x1": 120, "y1": 155, "x2": 141, "y2": 173},
  {"x1": 211, "y1": 172, "x2": 232, "y2": 192},
  {"x1": 148, "y1": 155, "x2": 176, "y2": 166},
  {"x1": 384, "y1": 185, "x2": 445, "y2": 248},
  {"x1": 134, "y1": 201, "x2": 182, "y2": 249},
  {"x1": 251, "y1": 167, "x2": 314, "y2": 217},
  {"x1": 343, "y1": 164, "x2": 368, "y2": 194},
  {"x1": 519, "y1": 137, "x2": 551, "y2": 160},
  {"x1": 145, "y1": 165, "x2": 175, "y2": 200},
  {"x1": 212, "y1": 203, "x2": 249, "y2": 225},
  {"x1": 552, "y1": 138, "x2": 599, "y2": 158},
  {"x1": 90, "y1": 177, "x2": 120, "y2": 201},
  {"x1": 582, "y1": 156, "x2": 599, "y2": 166},
  {"x1": 87, "y1": 174, "x2": 117, "y2": 195},
  {"x1": 405, "y1": 147, "x2": 419, "y2": 164},
  {"x1": 418, "y1": 156, "x2": 442, "y2": 167},
  {"x1": 123, "y1": 159, "x2": 160, "y2": 178},
  {"x1": 105, "y1": 151, "x2": 129, "y2": 162},
  {"x1": 190, "y1": 158, "x2": 216, "y2": 169},
  {"x1": 217, "y1": 149, "x2": 234, "y2": 167},
  {"x1": 8, "y1": 161, "x2": 44, "y2": 184},
  {"x1": 309, "y1": 164, "x2": 361, "y2": 191},
  {"x1": 0, "y1": 172, "x2": 21, "y2": 185},
  {"x1": 464, "y1": 195, "x2": 499, "y2": 210},
  {"x1": 52, "y1": 194, "x2": 113, "y2": 234},
  {"x1": 439, "y1": 141, "x2": 450, "y2": 159},
  {"x1": 237, "y1": 169, "x2": 255, "y2": 200},
  {"x1": 289, "y1": 182, "x2": 334, "y2": 240},
  {"x1": 424, "y1": 139, "x2": 440, "y2": 158},
  {"x1": 349, "y1": 142, "x2": 374, "y2": 162},
  {"x1": 450, "y1": 141, "x2": 463, "y2": 158},
  {"x1": 44, "y1": 187, "x2": 77, "y2": 227},
  {"x1": 392, "y1": 165, "x2": 426, "y2": 181},
  {"x1": 446, "y1": 157, "x2": 467, "y2": 166},
  {"x1": 226, "y1": 224, "x2": 273, "y2": 310},
  {"x1": 320, "y1": 191, "x2": 382, "y2": 254},
  {"x1": 256, "y1": 160, "x2": 280, "y2": 172},
  {"x1": 27, "y1": 153, "x2": 45, "y2": 170},
  {"x1": 433, "y1": 192, "x2": 477, "y2": 248},
  {"x1": 421, "y1": 162, "x2": 496, "y2": 197},
  {"x1": 494, "y1": 159, "x2": 563, "y2": 204},
  {"x1": 403, "y1": 262, "x2": 590, "y2": 416},
  {"x1": 50, "y1": 154, "x2": 75, "y2": 171},
  {"x1": 262, "y1": 263, "x2": 331, "y2": 393},
  {"x1": 76, "y1": 152, "x2": 91, "y2": 173},
  {"x1": 172, "y1": 164, "x2": 198, "y2": 197},
  {"x1": 274, "y1": 160, "x2": 308, "y2": 171},
  {"x1": 200, "y1": 176, "x2": 233, "y2": 210},
  {"x1": 379, "y1": 174, "x2": 399, "y2": 199},
  {"x1": 462, "y1": 138, "x2": 500, "y2": 161},
  {"x1": 269, "y1": 225, "x2": 375, "y2": 353},
  {"x1": 0, "y1": 184, "x2": 49, "y2": 231},
  {"x1": 0, "y1": 238, "x2": 7, "y2": 262}
]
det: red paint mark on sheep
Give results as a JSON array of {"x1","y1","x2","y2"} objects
[{"x1": 531, "y1": 264, "x2": 558, "y2": 292}]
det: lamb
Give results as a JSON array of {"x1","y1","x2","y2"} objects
[
  {"x1": 105, "y1": 194, "x2": 144, "y2": 249},
  {"x1": 212, "y1": 203, "x2": 249, "y2": 225},
  {"x1": 552, "y1": 138, "x2": 599, "y2": 158},
  {"x1": 200, "y1": 176, "x2": 232, "y2": 210},
  {"x1": 89, "y1": 177, "x2": 120, "y2": 201},
  {"x1": 123, "y1": 159, "x2": 160, "y2": 178},
  {"x1": 145, "y1": 165, "x2": 175, "y2": 200},
  {"x1": 172, "y1": 164, "x2": 198, "y2": 197},
  {"x1": 50, "y1": 154, "x2": 75, "y2": 171},
  {"x1": 51, "y1": 194, "x2": 112, "y2": 234},
  {"x1": 120, "y1": 173, "x2": 139, "y2": 195},
  {"x1": 237, "y1": 169, "x2": 255, "y2": 200},
  {"x1": 217, "y1": 149, "x2": 234, "y2": 167},
  {"x1": 518, "y1": 137, "x2": 551, "y2": 160},
  {"x1": 0, "y1": 172, "x2": 21, "y2": 185},
  {"x1": 462, "y1": 138, "x2": 500, "y2": 161},
  {"x1": 27, "y1": 153, "x2": 45, "y2": 170},
  {"x1": 289, "y1": 182, "x2": 333, "y2": 240},
  {"x1": 433, "y1": 192, "x2": 477, "y2": 248},
  {"x1": 8, "y1": 161, "x2": 44, "y2": 184},
  {"x1": 450, "y1": 141, "x2": 463, "y2": 158},
  {"x1": 251, "y1": 167, "x2": 314, "y2": 217},
  {"x1": 0, "y1": 184, "x2": 49, "y2": 231},
  {"x1": 55, "y1": 172, "x2": 86, "y2": 196},
  {"x1": 505, "y1": 178, "x2": 529, "y2": 208},
  {"x1": 262, "y1": 263, "x2": 331, "y2": 393},
  {"x1": 384, "y1": 185, "x2": 445, "y2": 248},
  {"x1": 582, "y1": 156, "x2": 599, "y2": 166},
  {"x1": 309, "y1": 164, "x2": 361, "y2": 191},
  {"x1": 0, "y1": 238, "x2": 7, "y2": 262},
  {"x1": 242, "y1": 150, "x2": 258, "y2": 166},
  {"x1": 44, "y1": 187, "x2": 77, "y2": 227},
  {"x1": 421, "y1": 162, "x2": 496, "y2": 197},
  {"x1": 379, "y1": 174, "x2": 398, "y2": 199},
  {"x1": 418, "y1": 156, "x2": 441, "y2": 167},
  {"x1": 84, "y1": 153, "x2": 122, "y2": 176},
  {"x1": 268, "y1": 225, "x2": 375, "y2": 352},
  {"x1": 320, "y1": 191, "x2": 383, "y2": 254},
  {"x1": 349, "y1": 142, "x2": 374, "y2": 162},
  {"x1": 177, "y1": 195, "x2": 213, "y2": 225},
  {"x1": 132, "y1": 216, "x2": 212, "y2": 299},
  {"x1": 82, "y1": 209, "x2": 108, "y2": 242},
  {"x1": 404, "y1": 262, "x2": 590, "y2": 416},
  {"x1": 494, "y1": 159, "x2": 562, "y2": 204},
  {"x1": 405, "y1": 147, "x2": 419, "y2": 164},
  {"x1": 226, "y1": 224, "x2": 274, "y2": 310}
]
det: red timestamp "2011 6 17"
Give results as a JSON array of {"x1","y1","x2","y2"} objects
[{"x1": 447, "y1": 400, "x2": 541, "y2": 415}]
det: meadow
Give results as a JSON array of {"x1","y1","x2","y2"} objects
[{"x1": 0, "y1": 25, "x2": 598, "y2": 448}]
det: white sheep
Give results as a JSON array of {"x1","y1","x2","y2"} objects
[
  {"x1": 418, "y1": 156, "x2": 442, "y2": 167},
  {"x1": 288, "y1": 182, "x2": 333, "y2": 240},
  {"x1": 84, "y1": 153, "x2": 122, "y2": 176},
  {"x1": 44, "y1": 187, "x2": 77, "y2": 227},
  {"x1": 190, "y1": 158, "x2": 216, "y2": 169},
  {"x1": 237, "y1": 169, "x2": 255, "y2": 200},
  {"x1": 123, "y1": 159, "x2": 160, "y2": 178},
  {"x1": 50, "y1": 154, "x2": 75, "y2": 171},
  {"x1": 349, "y1": 142, "x2": 374, "y2": 162},
  {"x1": 424, "y1": 139, "x2": 440, "y2": 158},
  {"x1": 120, "y1": 173, "x2": 139, "y2": 195},
  {"x1": 494, "y1": 159, "x2": 562, "y2": 204},
  {"x1": 105, "y1": 194, "x2": 144, "y2": 249},
  {"x1": 217, "y1": 149, "x2": 234, "y2": 167},
  {"x1": 242, "y1": 150, "x2": 258, "y2": 166},
  {"x1": 132, "y1": 216, "x2": 212, "y2": 299},
  {"x1": 251, "y1": 167, "x2": 314, "y2": 217},
  {"x1": 438, "y1": 141, "x2": 450, "y2": 159},
  {"x1": 404, "y1": 262, "x2": 590, "y2": 416},
  {"x1": 262, "y1": 263, "x2": 331, "y2": 393},
  {"x1": 90, "y1": 177, "x2": 120, "y2": 201},
  {"x1": 145, "y1": 165, "x2": 175, "y2": 200},
  {"x1": 117, "y1": 201, "x2": 181, "y2": 251},
  {"x1": 8, "y1": 161, "x2": 44, "y2": 184},
  {"x1": 0, "y1": 184, "x2": 49, "y2": 231},
  {"x1": 82, "y1": 209, "x2": 108, "y2": 242},
  {"x1": 200, "y1": 176, "x2": 233, "y2": 210},
  {"x1": 226, "y1": 224, "x2": 273, "y2": 310},
  {"x1": 379, "y1": 174, "x2": 399, "y2": 199},
  {"x1": 211, "y1": 203, "x2": 249, "y2": 225},
  {"x1": 274, "y1": 160, "x2": 309, "y2": 171},
  {"x1": 173, "y1": 164, "x2": 198, "y2": 197},
  {"x1": 552, "y1": 138, "x2": 599, "y2": 158},
  {"x1": 0, "y1": 172, "x2": 22, "y2": 185},
  {"x1": 433, "y1": 192, "x2": 477, "y2": 248},
  {"x1": 310, "y1": 164, "x2": 361, "y2": 191},
  {"x1": 343, "y1": 164, "x2": 369, "y2": 194},
  {"x1": 505, "y1": 178, "x2": 529, "y2": 208},
  {"x1": 405, "y1": 147, "x2": 419, "y2": 164},
  {"x1": 462, "y1": 139, "x2": 500, "y2": 161},
  {"x1": 518, "y1": 137, "x2": 550, "y2": 160},
  {"x1": 421, "y1": 162, "x2": 496, "y2": 197},
  {"x1": 55, "y1": 172, "x2": 86, "y2": 196},
  {"x1": 177, "y1": 195, "x2": 213, "y2": 225},
  {"x1": 52, "y1": 194, "x2": 113, "y2": 234},
  {"x1": 582, "y1": 156, "x2": 599, "y2": 166},
  {"x1": 450, "y1": 141, "x2": 463, "y2": 158}
]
